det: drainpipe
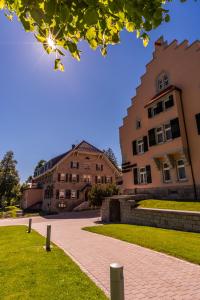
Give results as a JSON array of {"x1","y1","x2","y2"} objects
[{"x1": 179, "y1": 90, "x2": 198, "y2": 200}]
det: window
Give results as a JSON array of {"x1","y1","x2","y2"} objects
[
  {"x1": 177, "y1": 160, "x2": 186, "y2": 180},
  {"x1": 136, "y1": 120, "x2": 141, "y2": 129},
  {"x1": 96, "y1": 164, "x2": 103, "y2": 171},
  {"x1": 152, "y1": 105, "x2": 158, "y2": 117},
  {"x1": 60, "y1": 173, "x2": 66, "y2": 181},
  {"x1": 83, "y1": 175, "x2": 91, "y2": 183},
  {"x1": 71, "y1": 190, "x2": 76, "y2": 199},
  {"x1": 164, "y1": 123, "x2": 172, "y2": 141},
  {"x1": 72, "y1": 174, "x2": 77, "y2": 182},
  {"x1": 157, "y1": 73, "x2": 169, "y2": 92},
  {"x1": 163, "y1": 163, "x2": 171, "y2": 183},
  {"x1": 71, "y1": 161, "x2": 79, "y2": 169},
  {"x1": 164, "y1": 95, "x2": 174, "y2": 110},
  {"x1": 139, "y1": 168, "x2": 147, "y2": 184},
  {"x1": 97, "y1": 176, "x2": 101, "y2": 184},
  {"x1": 156, "y1": 127, "x2": 164, "y2": 144},
  {"x1": 106, "y1": 176, "x2": 112, "y2": 183},
  {"x1": 137, "y1": 139, "x2": 144, "y2": 154},
  {"x1": 59, "y1": 190, "x2": 65, "y2": 199}
]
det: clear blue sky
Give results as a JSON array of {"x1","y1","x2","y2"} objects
[{"x1": 0, "y1": 1, "x2": 200, "y2": 182}]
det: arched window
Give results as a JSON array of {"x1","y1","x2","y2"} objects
[{"x1": 157, "y1": 72, "x2": 169, "y2": 92}]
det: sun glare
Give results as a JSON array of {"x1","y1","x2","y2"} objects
[{"x1": 47, "y1": 35, "x2": 56, "y2": 50}]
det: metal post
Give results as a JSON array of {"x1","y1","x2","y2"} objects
[
  {"x1": 46, "y1": 225, "x2": 51, "y2": 251},
  {"x1": 110, "y1": 263, "x2": 124, "y2": 300},
  {"x1": 27, "y1": 218, "x2": 32, "y2": 233}
]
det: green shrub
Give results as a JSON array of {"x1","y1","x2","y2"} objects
[{"x1": 88, "y1": 184, "x2": 119, "y2": 207}]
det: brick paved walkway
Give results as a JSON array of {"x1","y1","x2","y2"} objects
[{"x1": 1, "y1": 211, "x2": 200, "y2": 299}]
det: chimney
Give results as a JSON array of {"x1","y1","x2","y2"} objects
[
  {"x1": 153, "y1": 36, "x2": 167, "y2": 58},
  {"x1": 72, "y1": 144, "x2": 76, "y2": 149}
]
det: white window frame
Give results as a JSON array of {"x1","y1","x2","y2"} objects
[
  {"x1": 163, "y1": 163, "x2": 171, "y2": 183},
  {"x1": 157, "y1": 73, "x2": 169, "y2": 92},
  {"x1": 106, "y1": 176, "x2": 112, "y2": 183},
  {"x1": 72, "y1": 161, "x2": 78, "y2": 168},
  {"x1": 83, "y1": 175, "x2": 91, "y2": 183},
  {"x1": 60, "y1": 173, "x2": 66, "y2": 181},
  {"x1": 164, "y1": 123, "x2": 172, "y2": 141},
  {"x1": 152, "y1": 104, "x2": 158, "y2": 117},
  {"x1": 72, "y1": 174, "x2": 77, "y2": 182},
  {"x1": 59, "y1": 190, "x2": 65, "y2": 199},
  {"x1": 137, "y1": 139, "x2": 144, "y2": 154},
  {"x1": 139, "y1": 167, "x2": 147, "y2": 184},
  {"x1": 97, "y1": 176, "x2": 101, "y2": 184},
  {"x1": 71, "y1": 190, "x2": 76, "y2": 199},
  {"x1": 177, "y1": 160, "x2": 187, "y2": 181},
  {"x1": 156, "y1": 126, "x2": 164, "y2": 144}
]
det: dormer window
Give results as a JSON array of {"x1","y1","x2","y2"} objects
[{"x1": 157, "y1": 73, "x2": 169, "y2": 92}]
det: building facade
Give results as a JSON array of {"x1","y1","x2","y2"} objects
[
  {"x1": 120, "y1": 37, "x2": 200, "y2": 199},
  {"x1": 31, "y1": 141, "x2": 121, "y2": 212}
]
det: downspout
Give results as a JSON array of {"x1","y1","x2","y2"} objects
[{"x1": 179, "y1": 90, "x2": 197, "y2": 200}]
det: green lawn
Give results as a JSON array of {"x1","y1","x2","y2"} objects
[
  {"x1": 138, "y1": 199, "x2": 200, "y2": 211},
  {"x1": 84, "y1": 224, "x2": 200, "y2": 265},
  {"x1": 0, "y1": 226, "x2": 107, "y2": 300}
]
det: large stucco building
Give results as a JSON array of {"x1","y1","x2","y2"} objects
[
  {"x1": 22, "y1": 141, "x2": 121, "y2": 212},
  {"x1": 120, "y1": 37, "x2": 200, "y2": 199}
]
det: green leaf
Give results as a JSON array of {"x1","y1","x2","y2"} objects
[
  {"x1": 35, "y1": 34, "x2": 46, "y2": 43},
  {"x1": 0, "y1": 0, "x2": 4, "y2": 9},
  {"x1": 84, "y1": 8, "x2": 98, "y2": 26},
  {"x1": 54, "y1": 58, "x2": 64, "y2": 72},
  {"x1": 125, "y1": 22, "x2": 135, "y2": 32}
]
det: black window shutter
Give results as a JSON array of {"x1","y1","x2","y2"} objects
[
  {"x1": 132, "y1": 140, "x2": 137, "y2": 155},
  {"x1": 65, "y1": 174, "x2": 68, "y2": 182},
  {"x1": 70, "y1": 161, "x2": 73, "y2": 168},
  {"x1": 77, "y1": 174, "x2": 79, "y2": 182},
  {"x1": 110, "y1": 177, "x2": 113, "y2": 183},
  {"x1": 165, "y1": 95, "x2": 174, "y2": 109},
  {"x1": 157, "y1": 101, "x2": 163, "y2": 114},
  {"x1": 56, "y1": 190, "x2": 59, "y2": 199},
  {"x1": 104, "y1": 176, "x2": 107, "y2": 183},
  {"x1": 170, "y1": 118, "x2": 181, "y2": 139},
  {"x1": 58, "y1": 173, "x2": 60, "y2": 181},
  {"x1": 101, "y1": 176, "x2": 104, "y2": 184},
  {"x1": 133, "y1": 168, "x2": 138, "y2": 185},
  {"x1": 146, "y1": 165, "x2": 152, "y2": 184},
  {"x1": 143, "y1": 136, "x2": 148, "y2": 152},
  {"x1": 77, "y1": 162, "x2": 79, "y2": 169},
  {"x1": 148, "y1": 128, "x2": 156, "y2": 146},
  {"x1": 96, "y1": 164, "x2": 98, "y2": 171},
  {"x1": 101, "y1": 165, "x2": 103, "y2": 171},
  {"x1": 148, "y1": 108, "x2": 152, "y2": 118},
  {"x1": 195, "y1": 113, "x2": 200, "y2": 135},
  {"x1": 95, "y1": 176, "x2": 97, "y2": 183},
  {"x1": 69, "y1": 174, "x2": 72, "y2": 182}
]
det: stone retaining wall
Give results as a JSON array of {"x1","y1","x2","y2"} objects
[
  {"x1": 123, "y1": 185, "x2": 200, "y2": 200},
  {"x1": 101, "y1": 197, "x2": 200, "y2": 233}
]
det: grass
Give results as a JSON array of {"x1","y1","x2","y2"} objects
[
  {"x1": 0, "y1": 226, "x2": 107, "y2": 300},
  {"x1": 138, "y1": 199, "x2": 200, "y2": 211},
  {"x1": 84, "y1": 224, "x2": 200, "y2": 265}
]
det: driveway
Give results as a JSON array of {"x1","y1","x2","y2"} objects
[{"x1": 1, "y1": 211, "x2": 200, "y2": 300}]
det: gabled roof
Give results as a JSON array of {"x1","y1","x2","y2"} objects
[
  {"x1": 33, "y1": 140, "x2": 105, "y2": 178},
  {"x1": 73, "y1": 140, "x2": 103, "y2": 154}
]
